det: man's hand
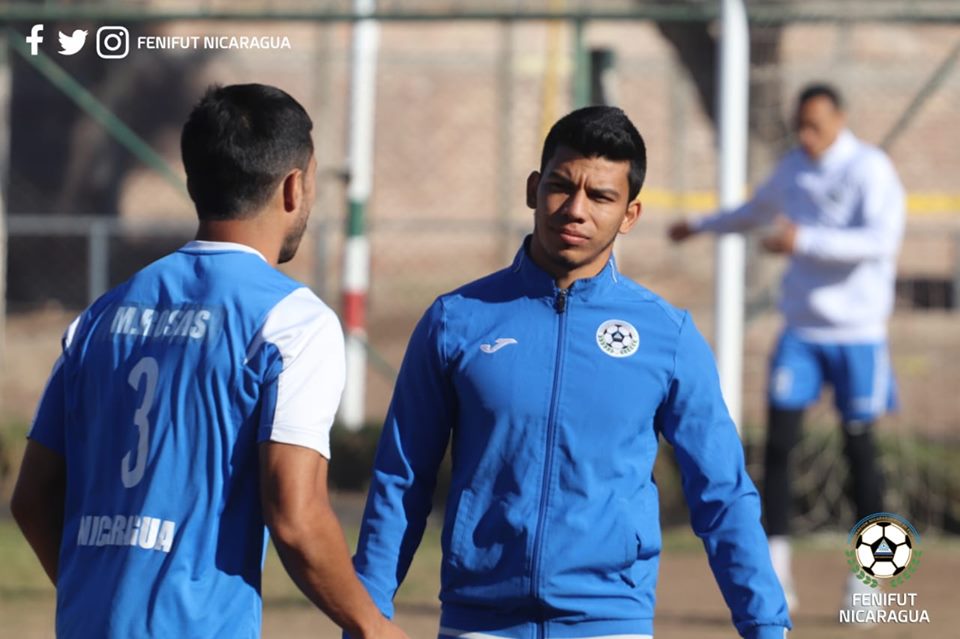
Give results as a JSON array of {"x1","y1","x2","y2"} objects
[
  {"x1": 363, "y1": 617, "x2": 410, "y2": 639},
  {"x1": 762, "y1": 221, "x2": 798, "y2": 254},
  {"x1": 260, "y1": 442, "x2": 409, "y2": 638},
  {"x1": 667, "y1": 220, "x2": 697, "y2": 243}
]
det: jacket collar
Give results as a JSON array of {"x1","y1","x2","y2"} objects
[
  {"x1": 510, "y1": 235, "x2": 620, "y2": 301},
  {"x1": 816, "y1": 128, "x2": 858, "y2": 169}
]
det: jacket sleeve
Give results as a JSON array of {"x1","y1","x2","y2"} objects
[
  {"x1": 693, "y1": 163, "x2": 784, "y2": 235},
  {"x1": 655, "y1": 313, "x2": 791, "y2": 639},
  {"x1": 348, "y1": 298, "x2": 456, "y2": 625},
  {"x1": 793, "y1": 153, "x2": 905, "y2": 264}
]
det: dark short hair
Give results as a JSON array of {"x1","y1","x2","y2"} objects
[
  {"x1": 181, "y1": 83, "x2": 313, "y2": 220},
  {"x1": 797, "y1": 83, "x2": 844, "y2": 111},
  {"x1": 540, "y1": 106, "x2": 647, "y2": 200}
]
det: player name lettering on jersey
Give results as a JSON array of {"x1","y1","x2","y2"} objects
[
  {"x1": 76, "y1": 514, "x2": 177, "y2": 553},
  {"x1": 110, "y1": 305, "x2": 213, "y2": 341}
]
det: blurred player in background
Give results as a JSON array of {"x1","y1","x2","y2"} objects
[
  {"x1": 669, "y1": 83, "x2": 905, "y2": 610},
  {"x1": 11, "y1": 83, "x2": 407, "y2": 639},
  {"x1": 348, "y1": 106, "x2": 790, "y2": 639}
]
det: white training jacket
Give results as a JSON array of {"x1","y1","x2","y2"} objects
[{"x1": 692, "y1": 129, "x2": 905, "y2": 343}]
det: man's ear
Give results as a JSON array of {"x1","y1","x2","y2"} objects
[
  {"x1": 282, "y1": 169, "x2": 303, "y2": 213},
  {"x1": 619, "y1": 198, "x2": 643, "y2": 235},
  {"x1": 526, "y1": 171, "x2": 540, "y2": 209}
]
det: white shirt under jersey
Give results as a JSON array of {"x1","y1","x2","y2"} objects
[
  {"x1": 249, "y1": 280, "x2": 346, "y2": 458},
  {"x1": 692, "y1": 129, "x2": 905, "y2": 342}
]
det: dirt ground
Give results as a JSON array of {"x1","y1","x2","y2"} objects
[
  {"x1": 5, "y1": 543, "x2": 958, "y2": 638},
  {"x1": 3, "y1": 492, "x2": 958, "y2": 639},
  {"x1": 259, "y1": 542, "x2": 960, "y2": 639}
]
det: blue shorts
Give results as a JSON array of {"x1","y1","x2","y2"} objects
[{"x1": 768, "y1": 330, "x2": 898, "y2": 424}]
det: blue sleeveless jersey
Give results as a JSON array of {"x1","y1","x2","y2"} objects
[{"x1": 29, "y1": 241, "x2": 345, "y2": 638}]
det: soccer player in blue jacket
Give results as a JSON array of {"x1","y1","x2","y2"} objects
[
  {"x1": 349, "y1": 107, "x2": 791, "y2": 638},
  {"x1": 11, "y1": 84, "x2": 407, "y2": 639}
]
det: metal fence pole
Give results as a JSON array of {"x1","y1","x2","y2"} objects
[
  {"x1": 88, "y1": 219, "x2": 109, "y2": 304},
  {"x1": 311, "y1": 22, "x2": 335, "y2": 301},
  {"x1": 497, "y1": 20, "x2": 515, "y2": 265},
  {"x1": 572, "y1": 19, "x2": 589, "y2": 109},
  {"x1": 0, "y1": 33, "x2": 8, "y2": 374},
  {"x1": 716, "y1": 0, "x2": 750, "y2": 432},
  {"x1": 669, "y1": 55, "x2": 688, "y2": 216},
  {"x1": 954, "y1": 230, "x2": 960, "y2": 311}
]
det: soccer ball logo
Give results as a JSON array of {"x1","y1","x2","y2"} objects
[
  {"x1": 846, "y1": 513, "x2": 922, "y2": 589},
  {"x1": 854, "y1": 521, "x2": 912, "y2": 578},
  {"x1": 596, "y1": 319, "x2": 639, "y2": 358}
]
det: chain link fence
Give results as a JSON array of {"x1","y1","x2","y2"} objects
[{"x1": 3, "y1": 2, "x2": 960, "y2": 530}]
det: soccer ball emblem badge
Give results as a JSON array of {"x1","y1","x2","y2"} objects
[
  {"x1": 854, "y1": 521, "x2": 912, "y2": 578},
  {"x1": 846, "y1": 514, "x2": 922, "y2": 588},
  {"x1": 596, "y1": 320, "x2": 639, "y2": 358}
]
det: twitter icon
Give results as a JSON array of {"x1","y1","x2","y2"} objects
[{"x1": 58, "y1": 29, "x2": 88, "y2": 55}]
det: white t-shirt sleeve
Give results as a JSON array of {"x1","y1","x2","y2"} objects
[{"x1": 253, "y1": 287, "x2": 346, "y2": 458}]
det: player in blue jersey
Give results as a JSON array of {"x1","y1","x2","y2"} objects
[
  {"x1": 347, "y1": 107, "x2": 790, "y2": 639},
  {"x1": 669, "y1": 84, "x2": 905, "y2": 611},
  {"x1": 11, "y1": 84, "x2": 408, "y2": 639}
]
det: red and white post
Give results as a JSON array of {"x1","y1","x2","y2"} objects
[{"x1": 340, "y1": 0, "x2": 379, "y2": 431}]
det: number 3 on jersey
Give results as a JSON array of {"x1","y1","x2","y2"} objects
[{"x1": 122, "y1": 356, "x2": 159, "y2": 488}]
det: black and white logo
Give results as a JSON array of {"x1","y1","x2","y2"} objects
[
  {"x1": 596, "y1": 319, "x2": 639, "y2": 358},
  {"x1": 97, "y1": 26, "x2": 130, "y2": 59},
  {"x1": 26, "y1": 24, "x2": 44, "y2": 56},
  {"x1": 847, "y1": 514, "x2": 920, "y2": 585}
]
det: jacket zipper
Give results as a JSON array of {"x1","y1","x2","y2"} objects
[{"x1": 531, "y1": 287, "x2": 569, "y2": 638}]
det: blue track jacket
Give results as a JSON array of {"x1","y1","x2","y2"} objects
[{"x1": 352, "y1": 242, "x2": 791, "y2": 639}]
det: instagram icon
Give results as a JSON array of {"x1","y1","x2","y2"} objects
[{"x1": 97, "y1": 26, "x2": 129, "y2": 59}]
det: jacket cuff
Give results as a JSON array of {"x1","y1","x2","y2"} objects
[
  {"x1": 689, "y1": 216, "x2": 709, "y2": 233},
  {"x1": 743, "y1": 625, "x2": 789, "y2": 639},
  {"x1": 792, "y1": 225, "x2": 814, "y2": 255}
]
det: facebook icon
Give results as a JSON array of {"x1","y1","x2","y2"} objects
[{"x1": 26, "y1": 24, "x2": 44, "y2": 55}]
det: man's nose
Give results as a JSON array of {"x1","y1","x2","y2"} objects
[{"x1": 562, "y1": 189, "x2": 589, "y2": 221}]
